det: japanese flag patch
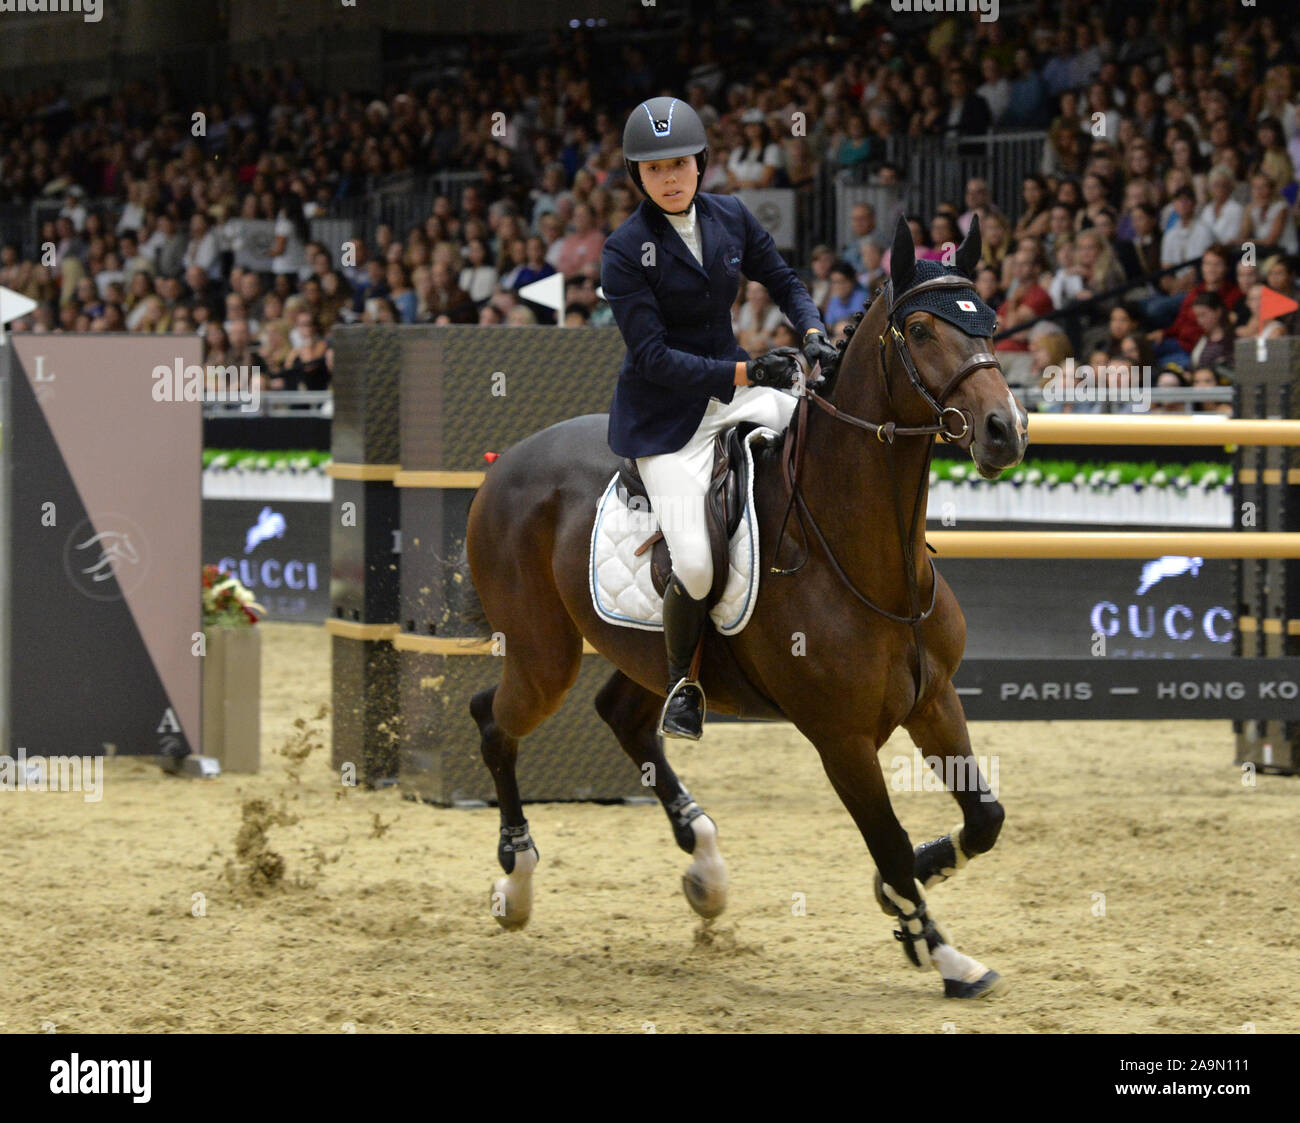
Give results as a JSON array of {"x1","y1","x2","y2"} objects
[{"x1": 956, "y1": 299, "x2": 977, "y2": 312}]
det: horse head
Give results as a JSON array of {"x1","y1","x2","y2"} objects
[{"x1": 834, "y1": 214, "x2": 1027, "y2": 480}]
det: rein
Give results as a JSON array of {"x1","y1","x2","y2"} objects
[{"x1": 769, "y1": 273, "x2": 1003, "y2": 704}]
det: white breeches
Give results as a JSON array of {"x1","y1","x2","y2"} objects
[{"x1": 635, "y1": 385, "x2": 798, "y2": 600}]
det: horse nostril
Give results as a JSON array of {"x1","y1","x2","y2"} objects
[{"x1": 985, "y1": 412, "x2": 1010, "y2": 446}]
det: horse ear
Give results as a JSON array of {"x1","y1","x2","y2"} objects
[
  {"x1": 889, "y1": 215, "x2": 915, "y2": 293},
  {"x1": 955, "y1": 213, "x2": 982, "y2": 278}
]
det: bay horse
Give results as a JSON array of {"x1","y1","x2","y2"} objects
[{"x1": 459, "y1": 215, "x2": 1028, "y2": 997}]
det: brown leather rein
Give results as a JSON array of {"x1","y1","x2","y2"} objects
[{"x1": 768, "y1": 274, "x2": 1003, "y2": 703}]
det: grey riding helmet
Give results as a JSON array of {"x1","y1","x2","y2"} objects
[{"x1": 622, "y1": 96, "x2": 709, "y2": 213}]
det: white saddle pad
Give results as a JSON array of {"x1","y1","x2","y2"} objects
[{"x1": 588, "y1": 426, "x2": 775, "y2": 635}]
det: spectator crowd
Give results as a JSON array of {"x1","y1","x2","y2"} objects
[{"x1": 0, "y1": 0, "x2": 1296, "y2": 413}]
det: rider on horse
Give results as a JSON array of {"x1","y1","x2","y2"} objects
[{"x1": 603, "y1": 95, "x2": 840, "y2": 740}]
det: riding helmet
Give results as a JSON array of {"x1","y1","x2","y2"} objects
[{"x1": 622, "y1": 96, "x2": 710, "y2": 214}]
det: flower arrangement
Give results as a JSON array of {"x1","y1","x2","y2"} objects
[{"x1": 203, "y1": 564, "x2": 266, "y2": 627}]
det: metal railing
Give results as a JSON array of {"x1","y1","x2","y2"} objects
[
  {"x1": 203, "y1": 391, "x2": 332, "y2": 419},
  {"x1": 325, "y1": 171, "x2": 485, "y2": 244},
  {"x1": 0, "y1": 169, "x2": 485, "y2": 275},
  {"x1": 0, "y1": 27, "x2": 383, "y2": 104},
  {"x1": 802, "y1": 130, "x2": 1049, "y2": 266},
  {"x1": 883, "y1": 131, "x2": 1047, "y2": 227}
]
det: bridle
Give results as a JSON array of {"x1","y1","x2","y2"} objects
[
  {"x1": 769, "y1": 271, "x2": 1004, "y2": 704},
  {"x1": 811, "y1": 274, "x2": 1002, "y2": 446}
]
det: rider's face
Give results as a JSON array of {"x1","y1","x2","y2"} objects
[{"x1": 639, "y1": 155, "x2": 699, "y2": 213}]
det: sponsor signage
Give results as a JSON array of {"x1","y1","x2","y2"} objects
[
  {"x1": 935, "y1": 549, "x2": 1298, "y2": 719},
  {"x1": 939, "y1": 554, "x2": 1234, "y2": 659},
  {"x1": 203, "y1": 500, "x2": 330, "y2": 621},
  {"x1": 952, "y1": 658, "x2": 1300, "y2": 720}
]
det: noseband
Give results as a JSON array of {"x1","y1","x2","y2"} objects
[{"x1": 770, "y1": 271, "x2": 1004, "y2": 705}]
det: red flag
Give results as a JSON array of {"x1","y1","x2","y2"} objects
[{"x1": 1259, "y1": 285, "x2": 1299, "y2": 325}]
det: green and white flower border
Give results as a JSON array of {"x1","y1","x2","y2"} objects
[
  {"x1": 928, "y1": 458, "x2": 1232, "y2": 526},
  {"x1": 201, "y1": 449, "x2": 1233, "y2": 524},
  {"x1": 202, "y1": 449, "x2": 333, "y2": 501}
]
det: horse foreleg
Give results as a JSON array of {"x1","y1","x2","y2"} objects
[
  {"x1": 814, "y1": 731, "x2": 1004, "y2": 999},
  {"x1": 900, "y1": 680, "x2": 1005, "y2": 890},
  {"x1": 594, "y1": 669, "x2": 728, "y2": 918}
]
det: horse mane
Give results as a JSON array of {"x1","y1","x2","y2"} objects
[{"x1": 824, "y1": 281, "x2": 885, "y2": 396}]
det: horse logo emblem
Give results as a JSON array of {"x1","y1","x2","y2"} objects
[
  {"x1": 245, "y1": 506, "x2": 287, "y2": 554},
  {"x1": 63, "y1": 514, "x2": 150, "y2": 601},
  {"x1": 74, "y1": 530, "x2": 140, "y2": 582},
  {"x1": 1137, "y1": 555, "x2": 1203, "y2": 595}
]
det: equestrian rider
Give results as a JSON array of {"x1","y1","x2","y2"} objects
[{"x1": 602, "y1": 96, "x2": 839, "y2": 739}]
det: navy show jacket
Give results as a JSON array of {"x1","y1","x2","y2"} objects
[{"x1": 601, "y1": 192, "x2": 824, "y2": 458}]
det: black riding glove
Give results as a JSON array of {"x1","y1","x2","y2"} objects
[
  {"x1": 746, "y1": 346, "x2": 803, "y2": 390},
  {"x1": 802, "y1": 328, "x2": 838, "y2": 381}
]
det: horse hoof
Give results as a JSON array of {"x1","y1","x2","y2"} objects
[
  {"x1": 682, "y1": 871, "x2": 727, "y2": 918},
  {"x1": 943, "y1": 969, "x2": 1006, "y2": 999},
  {"x1": 680, "y1": 814, "x2": 728, "y2": 918},
  {"x1": 490, "y1": 876, "x2": 532, "y2": 930}
]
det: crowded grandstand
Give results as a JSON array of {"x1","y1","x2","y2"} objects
[{"x1": 1, "y1": 0, "x2": 1297, "y2": 414}]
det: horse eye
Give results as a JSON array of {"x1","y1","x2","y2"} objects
[{"x1": 909, "y1": 323, "x2": 927, "y2": 340}]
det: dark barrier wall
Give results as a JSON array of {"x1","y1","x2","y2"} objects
[
  {"x1": 1, "y1": 334, "x2": 202, "y2": 755},
  {"x1": 329, "y1": 323, "x2": 646, "y2": 801},
  {"x1": 327, "y1": 326, "x2": 403, "y2": 786},
  {"x1": 392, "y1": 326, "x2": 642, "y2": 803}
]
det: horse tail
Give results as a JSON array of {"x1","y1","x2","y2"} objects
[{"x1": 447, "y1": 534, "x2": 491, "y2": 636}]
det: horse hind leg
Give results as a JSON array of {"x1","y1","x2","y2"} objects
[
  {"x1": 593, "y1": 669, "x2": 728, "y2": 918},
  {"x1": 469, "y1": 685, "x2": 536, "y2": 930},
  {"x1": 469, "y1": 611, "x2": 583, "y2": 931}
]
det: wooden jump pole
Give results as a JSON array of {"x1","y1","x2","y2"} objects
[
  {"x1": 927, "y1": 531, "x2": 1300, "y2": 558},
  {"x1": 1027, "y1": 414, "x2": 1300, "y2": 446}
]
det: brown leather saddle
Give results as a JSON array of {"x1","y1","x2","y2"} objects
[{"x1": 616, "y1": 421, "x2": 768, "y2": 607}]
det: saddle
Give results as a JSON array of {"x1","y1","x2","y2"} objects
[{"x1": 616, "y1": 421, "x2": 767, "y2": 607}]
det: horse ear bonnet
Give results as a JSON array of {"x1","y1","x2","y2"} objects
[
  {"x1": 890, "y1": 259, "x2": 999, "y2": 338},
  {"x1": 887, "y1": 213, "x2": 997, "y2": 338}
]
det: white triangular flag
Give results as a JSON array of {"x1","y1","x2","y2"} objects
[
  {"x1": 0, "y1": 285, "x2": 38, "y2": 343},
  {"x1": 518, "y1": 272, "x2": 566, "y2": 318}
]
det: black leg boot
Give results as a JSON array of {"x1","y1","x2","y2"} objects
[{"x1": 659, "y1": 574, "x2": 709, "y2": 739}]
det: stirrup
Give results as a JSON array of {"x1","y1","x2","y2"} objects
[{"x1": 658, "y1": 676, "x2": 706, "y2": 738}]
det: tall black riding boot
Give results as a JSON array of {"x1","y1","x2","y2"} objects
[{"x1": 660, "y1": 574, "x2": 709, "y2": 739}]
